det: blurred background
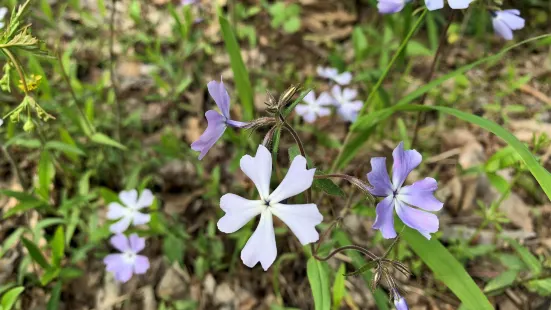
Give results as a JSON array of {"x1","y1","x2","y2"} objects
[{"x1": 1, "y1": 0, "x2": 551, "y2": 309}]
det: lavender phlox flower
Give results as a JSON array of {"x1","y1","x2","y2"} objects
[
  {"x1": 107, "y1": 189, "x2": 154, "y2": 234},
  {"x1": 425, "y1": 0, "x2": 473, "y2": 10},
  {"x1": 0, "y1": 118, "x2": 3, "y2": 127},
  {"x1": 367, "y1": 142, "x2": 443, "y2": 239},
  {"x1": 377, "y1": 0, "x2": 410, "y2": 14},
  {"x1": 103, "y1": 234, "x2": 150, "y2": 283},
  {"x1": 191, "y1": 78, "x2": 248, "y2": 159},
  {"x1": 492, "y1": 10, "x2": 525, "y2": 41},
  {"x1": 295, "y1": 90, "x2": 333, "y2": 123},
  {"x1": 394, "y1": 292, "x2": 409, "y2": 310},
  {"x1": 217, "y1": 145, "x2": 323, "y2": 271},
  {"x1": 0, "y1": 7, "x2": 7, "y2": 29},
  {"x1": 317, "y1": 66, "x2": 352, "y2": 85},
  {"x1": 181, "y1": 0, "x2": 197, "y2": 5},
  {"x1": 330, "y1": 85, "x2": 363, "y2": 122}
]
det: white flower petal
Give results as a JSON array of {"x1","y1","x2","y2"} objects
[
  {"x1": 271, "y1": 203, "x2": 322, "y2": 245},
  {"x1": 218, "y1": 193, "x2": 264, "y2": 233},
  {"x1": 302, "y1": 90, "x2": 316, "y2": 105},
  {"x1": 268, "y1": 155, "x2": 315, "y2": 203},
  {"x1": 107, "y1": 202, "x2": 127, "y2": 220},
  {"x1": 132, "y1": 212, "x2": 151, "y2": 226},
  {"x1": 333, "y1": 72, "x2": 352, "y2": 85},
  {"x1": 241, "y1": 210, "x2": 277, "y2": 270},
  {"x1": 110, "y1": 216, "x2": 132, "y2": 234},
  {"x1": 240, "y1": 145, "x2": 272, "y2": 199},
  {"x1": 136, "y1": 189, "x2": 154, "y2": 209},
  {"x1": 119, "y1": 189, "x2": 138, "y2": 207}
]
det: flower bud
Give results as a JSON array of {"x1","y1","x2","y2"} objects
[{"x1": 23, "y1": 118, "x2": 35, "y2": 132}]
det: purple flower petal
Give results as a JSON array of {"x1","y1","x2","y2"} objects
[
  {"x1": 114, "y1": 263, "x2": 134, "y2": 283},
  {"x1": 110, "y1": 234, "x2": 130, "y2": 252},
  {"x1": 367, "y1": 157, "x2": 393, "y2": 197},
  {"x1": 119, "y1": 190, "x2": 138, "y2": 207},
  {"x1": 110, "y1": 216, "x2": 132, "y2": 234},
  {"x1": 131, "y1": 212, "x2": 151, "y2": 226},
  {"x1": 395, "y1": 200, "x2": 438, "y2": 239},
  {"x1": 191, "y1": 110, "x2": 227, "y2": 160},
  {"x1": 241, "y1": 210, "x2": 277, "y2": 270},
  {"x1": 391, "y1": 142, "x2": 422, "y2": 190},
  {"x1": 398, "y1": 177, "x2": 443, "y2": 211},
  {"x1": 270, "y1": 203, "x2": 323, "y2": 245},
  {"x1": 447, "y1": 0, "x2": 472, "y2": 9},
  {"x1": 394, "y1": 294, "x2": 409, "y2": 310},
  {"x1": 129, "y1": 234, "x2": 146, "y2": 253},
  {"x1": 226, "y1": 119, "x2": 248, "y2": 128},
  {"x1": 207, "y1": 78, "x2": 230, "y2": 119},
  {"x1": 492, "y1": 10, "x2": 525, "y2": 41},
  {"x1": 378, "y1": 0, "x2": 406, "y2": 14},
  {"x1": 269, "y1": 155, "x2": 315, "y2": 203},
  {"x1": 425, "y1": 0, "x2": 443, "y2": 10},
  {"x1": 218, "y1": 193, "x2": 264, "y2": 233},
  {"x1": 372, "y1": 196, "x2": 397, "y2": 239},
  {"x1": 333, "y1": 72, "x2": 352, "y2": 85},
  {"x1": 133, "y1": 255, "x2": 150, "y2": 274},
  {"x1": 240, "y1": 145, "x2": 273, "y2": 199},
  {"x1": 103, "y1": 254, "x2": 123, "y2": 268}
]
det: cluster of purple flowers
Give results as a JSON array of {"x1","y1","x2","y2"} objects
[
  {"x1": 295, "y1": 67, "x2": 362, "y2": 123},
  {"x1": 103, "y1": 189, "x2": 153, "y2": 283},
  {"x1": 377, "y1": 0, "x2": 525, "y2": 41}
]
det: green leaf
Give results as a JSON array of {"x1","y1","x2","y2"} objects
[
  {"x1": 284, "y1": 88, "x2": 312, "y2": 117},
  {"x1": 288, "y1": 145, "x2": 301, "y2": 161},
  {"x1": 355, "y1": 104, "x2": 551, "y2": 201},
  {"x1": 40, "y1": 267, "x2": 60, "y2": 286},
  {"x1": 50, "y1": 226, "x2": 65, "y2": 267},
  {"x1": 3, "y1": 199, "x2": 45, "y2": 219},
  {"x1": 1, "y1": 287, "x2": 24, "y2": 310},
  {"x1": 219, "y1": 15, "x2": 254, "y2": 120},
  {"x1": 46, "y1": 282, "x2": 62, "y2": 310},
  {"x1": 307, "y1": 257, "x2": 331, "y2": 310},
  {"x1": 21, "y1": 237, "x2": 50, "y2": 269},
  {"x1": 0, "y1": 228, "x2": 24, "y2": 258},
  {"x1": 91, "y1": 133, "x2": 127, "y2": 150},
  {"x1": 402, "y1": 227, "x2": 493, "y2": 310},
  {"x1": 45, "y1": 141, "x2": 85, "y2": 157},
  {"x1": 283, "y1": 17, "x2": 301, "y2": 33},
  {"x1": 38, "y1": 150, "x2": 55, "y2": 200},
  {"x1": 313, "y1": 176, "x2": 345, "y2": 197},
  {"x1": 484, "y1": 269, "x2": 518, "y2": 294},
  {"x1": 332, "y1": 264, "x2": 346, "y2": 310},
  {"x1": 352, "y1": 27, "x2": 368, "y2": 61},
  {"x1": 507, "y1": 238, "x2": 542, "y2": 275}
]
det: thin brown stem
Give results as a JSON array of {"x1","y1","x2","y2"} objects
[
  {"x1": 313, "y1": 245, "x2": 378, "y2": 262},
  {"x1": 314, "y1": 218, "x2": 342, "y2": 254},
  {"x1": 411, "y1": 10, "x2": 456, "y2": 148}
]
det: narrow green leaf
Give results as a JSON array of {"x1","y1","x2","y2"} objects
[
  {"x1": 284, "y1": 88, "x2": 312, "y2": 117},
  {"x1": 288, "y1": 145, "x2": 301, "y2": 161},
  {"x1": 21, "y1": 237, "x2": 50, "y2": 269},
  {"x1": 40, "y1": 267, "x2": 60, "y2": 286},
  {"x1": 507, "y1": 239, "x2": 542, "y2": 275},
  {"x1": 402, "y1": 227, "x2": 493, "y2": 310},
  {"x1": 91, "y1": 133, "x2": 127, "y2": 150},
  {"x1": 1, "y1": 287, "x2": 24, "y2": 310},
  {"x1": 0, "y1": 228, "x2": 24, "y2": 258},
  {"x1": 332, "y1": 264, "x2": 346, "y2": 310},
  {"x1": 46, "y1": 282, "x2": 62, "y2": 310},
  {"x1": 50, "y1": 226, "x2": 65, "y2": 267},
  {"x1": 45, "y1": 141, "x2": 85, "y2": 156},
  {"x1": 313, "y1": 177, "x2": 345, "y2": 197},
  {"x1": 3, "y1": 199, "x2": 45, "y2": 219},
  {"x1": 38, "y1": 150, "x2": 55, "y2": 200},
  {"x1": 307, "y1": 257, "x2": 331, "y2": 310},
  {"x1": 219, "y1": 15, "x2": 254, "y2": 120},
  {"x1": 271, "y1": 127, "x2": 282, "y2": 160},
  {"x1": 484, "y1": 270, "x2": 518, "y2": 294}
]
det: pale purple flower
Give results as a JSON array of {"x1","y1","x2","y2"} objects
[
  {"x1": 0, "y1": 118, "x2": 3, "y2": 127},
  {"x1": 367, "y1": 142, "x2": 443, "y2": 239},
  {"x1": 107, "y1": 189, "x2": 154, "y2": 234},
  {"x1": 394, "y1": 293, "x2": 409, "y2": 310},
  {"x1": 331, "y1": 85, "x2": 363, "y2": 122},
  {"x1": 378, "y1": 0, "x2": 409, "y2": 14},
  {"x1": 217, "y1": 145, "x2": 323, "y2": 271},
  {"x1": 191, "y1": 78, "x2": 247, "y2": 160},
  {"x1": 0, "y1": 7, "x2": 7, "y2": 29},
  {"x1": 425, "y1": 0, "x2": 473, "y2": 10},
  {"x1": 317, "y1": 66, "x2": 352, "y2": 85},
  {"x1": 295, "y1": 91, "x2": 333, "y2": 123},
  {"x1": 492, "y1": 10, "x2": 525, "y2": 41},
  {"x1": 103, "y1": 234, "x2": 150, "y2": 283},
  {"x1": 181, "y1": 0, "x2": 197, "y2": 5}
]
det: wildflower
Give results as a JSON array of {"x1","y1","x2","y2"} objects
[
  {"x1": 107, "y1": 189, "x2": 154, "y2": 234},
  {"x1": 0, "y1": 7, "x2": 7, "y2": 29},
  {"x1": 181, "y1": 0, "x2": 197, "y2": 5},
  {"x1": 0, "y1": 118, "x2": 3, "y2": 127},
  {"x1": 377, "y1": 0, "x2": 410, "y2": 14},
  {"x1": 295, "y1": 90, "x2": 332, "y2": 123},
  {"x1": 492, "y1": 10, "x2": 525, "y2": 41},
  {"x1": 394, "y1": 292, "x2": 409, "y2": 310},
  {"x1": 317, "y1": 66, "x2": 352, "y2": 86},
  {"x1": 331, "y1": 85, "x2": 363, "y2": 122},
  {"x1": 425, "y1": 0, "x2": 473, "y2": 11},
  {"x1": 103, "y1": 234, "x2": 150, "y2": 283},
  {"x1": 217, "y1": 145, "x2": 323, "y2": 270},
  {"x1": 367, "y1": 142, "x2": 443, "y2": 239},
  {"x1": 191, "y1": 78, "x2": 247, "y2": 160}
]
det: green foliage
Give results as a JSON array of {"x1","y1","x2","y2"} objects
[
  {"x1": 307, "y1": 257, "x2": 331, "y2": 310},
  {"x1": 267, "y1": 2, "x2": 301, "y2": 33},
  {"x1": 1, "y1": 287, "x2": 24, "y2": 310}
]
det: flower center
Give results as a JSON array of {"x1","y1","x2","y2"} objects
[{"x1": 122, "y1": 251, "x2": 137, "y2": 264}]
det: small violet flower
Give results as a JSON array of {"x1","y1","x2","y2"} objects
[
  {"x1": 295, "y1": 90, "x2": 333, "y2": 123},
  {"x1": 331, "y1": 85, "x2": 363, "y2": 122},
  {"x1": 107, "y1": 189, "x2": 154, "y2": 234},
  {"x1": 377, "y1": 0, "x2": 410, "y2": 14},
  {"x1": 317, "y1": 66, "x2": 352, "y2": 86},
  {"x1": 367, "y1": 142, "x2": 443, "y2": 239},
  {"x1": 0, "y1": 7, "x2": 7, "y2": 29},
  {"x1": 191, "y1": 78, "x2": 247, "y2": 160},
  {"x1": 425, "y1": 0, "x2": 473, "y2": 11},
  {"x1": 394, "y1": 292, "x2": 409, "y2": 310},
  {"x1": 103, "y1": 234, "x2": 150, "y2": 283},
  {"x1": 492, "y1": 10, "x2": 525, "y2": 41},
  {"x1": 181, "y1": 0, "x2": 197, "y2": 5},
  {"x1": 217, "y1": 144, "x2": 323, "y2": 271}
]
